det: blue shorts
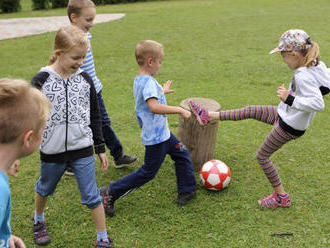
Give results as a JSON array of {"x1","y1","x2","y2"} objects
[{"x1": 35, "y1": 155, "x2": 102, "y2": 209}]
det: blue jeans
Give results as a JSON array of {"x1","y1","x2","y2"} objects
[
  {"x1": 109, "y1": 133, "x2": 196, "y2": 200},
  {"x1": 35, "y1": 156, "x2": 102, "y2": 209},
  {"x1": 98, "y1": 91, "x2": 123, "y2": 160}
]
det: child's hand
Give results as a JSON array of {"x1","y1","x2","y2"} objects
[
  {"x1": 8, "y1": 160, "x2": 20, "y2": 178},
  {"x1": 181, "y1": 108, "x2": 191, "y2": 119},
  {"x1": 98, "y1": 153, "x2": 109, "y2": 172},
  {"x1": 9, "y1": 234, "x2": 26, "y2": 248},
  {"x1": 277, "y1": 84, "x2": 289, "y2": 102},
  {"x1": 163, "y1": 80, "x2": 175, "y2": 94}
]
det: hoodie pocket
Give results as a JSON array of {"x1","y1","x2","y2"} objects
[{"x1": 66, "y1": 123, "x2": 93, "y2": 151}]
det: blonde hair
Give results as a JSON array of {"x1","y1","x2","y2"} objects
[
  {"x1": 135, "y1": 40, "x2": 164, "y2": 66},
  {"x1": 67, "y1": 0, "x2": 95, "y2": 22},
  {"x1": 0, "y1": 78, "x2": 51, "y2": 144},
  {"x1": 48, "y1": 25, "x2": 89, "y2": 65},
  {"x1": 300, "y1": 41, "x2": 320, "y2": 68}
]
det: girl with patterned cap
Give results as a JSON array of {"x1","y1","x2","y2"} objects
[{"x1": 189, "y1": 29, "x2": 329, "y2": 208}]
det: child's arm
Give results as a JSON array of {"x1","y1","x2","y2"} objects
[
  {"x1": 82, "y1": 72, "x2": 109, "y2": 172},
  {"x1": 277, "y1": 76, "x2": 325, "y2": 112},
  {"x1": 8, "y1": 160, "x2": 20, "y2": 178},
  {"x1": 162, "y1": 80, "x2": 175, "y2": 94},
  {"x1": 147, "y1": 98, "x2": 191, "y2": 119},
  {"x1": 10, "y1": 235, "x2": 26, "y2": 248}
]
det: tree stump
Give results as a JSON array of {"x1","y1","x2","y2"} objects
[{"x1": 177, "y1": 97, "x2": 221, "y2": 171}]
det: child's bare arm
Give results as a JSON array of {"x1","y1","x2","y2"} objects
[
  {"x1": 277, "y1": 84, "x2": 289, "y2": 102},
  {"x1": 98, "y1": 153, "x2": 109, "y2": 172},
  {"x1": 8, "y1": 160, "x2": 20, "y2": 178},
  {"x1": 162, "y1": 80, "x2": 175, "y2": 94},
  {"x1": 146, "y1": 98, "x2": 191, "y2": 119}
]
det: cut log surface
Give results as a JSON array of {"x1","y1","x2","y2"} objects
[{"x1": 177, "y1": 98, "x2": 221, "y2": 171}]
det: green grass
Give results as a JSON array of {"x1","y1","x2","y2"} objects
[{"x1": 1, "y1": 0, "x2": 330, "y2": 247}]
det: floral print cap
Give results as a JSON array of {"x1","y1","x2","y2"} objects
[{"x1": 269, "y1": 29, "x2": 312, "y2": 54}]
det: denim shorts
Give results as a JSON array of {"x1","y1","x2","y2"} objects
[{"x1": 35, "y1": 155, "x2": 102, "y2": 209}]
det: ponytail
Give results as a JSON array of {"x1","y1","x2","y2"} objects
[{"x1": 302, "y1": 42, "x2": 320, "y2": 68}]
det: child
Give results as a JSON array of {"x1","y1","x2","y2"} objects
[
  {"x1": 66, "y1": 0, "x2": 137, "y2": 172},
  {"x1": 31, "y1": 25, "x2": 113, "y2": 247},
  {"x1": 100, "y1": 40, "x2": 197, "y2": 217},
  {"x1": 0, "y1": 78, "x2": 50, "y2": 248},
  {"x1": 189, "y1": 29, "x2": 330, "y2": 208}
]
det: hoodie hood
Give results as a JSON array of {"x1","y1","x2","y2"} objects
[
  {"x1": 40, "y1": 66, "x2": 84, "y2": 80},
  {"x1": 296, "y1": 61, "x2": 330, "y2": 92}
]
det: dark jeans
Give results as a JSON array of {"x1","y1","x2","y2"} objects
[
  {"x1": 109, "y1": 133, "x2": 196, "y2": 200},
  {"x1": 97, "y1": 91, "x2": 123, "y2": 160}
]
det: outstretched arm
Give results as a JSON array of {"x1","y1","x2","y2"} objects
[
  {"x1": 146, "y1": 98, "x2": 191, "y2": 119},
  {"x1": 162, "y1": 80, "x2": 175, "y2": 94}
]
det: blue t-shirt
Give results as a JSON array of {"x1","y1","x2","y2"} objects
[
  {"x1": 0, "y1": 171, "x2": 11, "y2": 248},
  {"x1": 133, "y1": 75, "x2": 170, "y2": 145}
]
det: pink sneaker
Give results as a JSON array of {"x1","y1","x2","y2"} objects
[
  {"x1": 258, "y1": 192, "x2": 291, "y2": 208},
  {"x1": 188, "y1": 100, "x2": 210, "y2": 125}
]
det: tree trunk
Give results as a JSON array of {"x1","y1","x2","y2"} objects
[{"x1": 177, "y1": 98, "x2": 221, "y2": 171}]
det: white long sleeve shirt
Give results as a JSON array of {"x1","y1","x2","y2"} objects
[{"x1": 277, "y1": 61, "x2": 330, "y2": 132}]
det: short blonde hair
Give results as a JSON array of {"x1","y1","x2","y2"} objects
[
  {"x1": 0, "y1": 78, "x2": 51, "y2": 144},
  {"x1": 48, "y1": 25, "x2": 89, "y2": 65},
  {"x1": 67, "y1": 0, "x2": 95, "y2": 22},
  {"x1": 135, "y1": 40, "x2": 164, "y2": 66}
]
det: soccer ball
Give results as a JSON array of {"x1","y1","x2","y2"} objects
[{"x1": 199, "y1": 160, "x2": 231, "y2": 191}]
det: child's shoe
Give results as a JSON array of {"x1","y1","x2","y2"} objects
[
  {"x1": 100, "y1": 186, "x2": 115, "y2": 217},
  {"x1": 64, "y1": 166, "x2": 74, "y2": 176},
  {"x1": 258, "y1": 192, "x2": 291, "y2": 208},
  {"x1": 177, "y1": 191, "x2": 196, "y2": 205},
  {"x1": 188, "y1": 100, "x2": 210, "y2": 125},
  {"x1": 95, "y1": 236, "x2": 113, "y2": 248},
  {"x1": 33, "y1": 220, "x2": 51, "y2": 246},
  {"x1": 114, "y1": 154, "x2": 137, "y2": 168}
]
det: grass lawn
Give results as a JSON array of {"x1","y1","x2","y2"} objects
[{"x1": 1, "y1": 0, "x2": 329, "y2": 247}]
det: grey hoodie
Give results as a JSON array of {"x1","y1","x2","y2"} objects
[{"x1": 31, "y1": 66, "x2": 105, "y2": 163}]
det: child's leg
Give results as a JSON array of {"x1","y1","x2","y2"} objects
[
  {"x1": 217, "y1": 105, "x2": 278, "y2": 125},
  {"x1": 168, "y1": 134, "x2": 196, "y2": 194},
  {"x1": 97, "y1": 92, "x2": 123, "y2": 160},
  {"x1": 34, "y1": 161, "x2": 66, "y2": 245},
  {"x1": 256, "y1": 122, "x2": 297, "y2": 190},
  {"x1": 189, "y1": 100, "x2": 277, "y2": 125},
  {"x1": 108, "y1": 142, "x2": 168, "y2": 200},
  {"x1": 34, "y1": 160, "x2": 67, "y2": 217},
  {"x1": 35, "y1": 193, "x2": 47, "y2": 218},
  {"x1": 97, "y1": 92, "x2": 137, "y2": 168},
  {"x1": 73, "y1": 156, "x2": 112, "y2": 245},
  {"x1": 91, "y1": 204, "x2": 106, "y2": 232},
  {"x1": 168, "y1": 134, "x2": 197, "y2": 205}
]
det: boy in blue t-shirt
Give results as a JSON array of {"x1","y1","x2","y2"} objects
[
  {"x1": 100, "y1": 40, "x2": 197, "y2": 217},
  {"x1": 0, "y1": 78, "x2": 50, "y2": 248}
]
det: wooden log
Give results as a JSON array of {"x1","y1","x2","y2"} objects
[{"x1": 177, "y1": 97, "x2": 221, "y2": 171}]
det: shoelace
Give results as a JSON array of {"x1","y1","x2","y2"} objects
[
  {"x1": 261, "y1": 194, "x2": 278, "y2": 207},
  {"x1": 34, "y1": 223, "x2": 48, "y2": 239},
  {"x1": 96, "y1": 238, "x2": 112, "y2": 248}
]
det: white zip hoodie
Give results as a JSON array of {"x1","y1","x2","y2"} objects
[{"x1": 277, "y1": 61, "x2": 330, "y2": 131}]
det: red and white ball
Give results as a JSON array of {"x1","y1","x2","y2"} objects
[{"x1": 200, "y1": 160, "x2": 231, "y2": 191}]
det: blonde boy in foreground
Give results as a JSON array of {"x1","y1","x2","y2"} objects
[{"x1": 0, "y1": 78, "x2": 50, "y2": 248}]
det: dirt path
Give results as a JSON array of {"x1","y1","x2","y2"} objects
[{"x1": 0, "y1": 13, "x2": 125, "y2": 40}]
